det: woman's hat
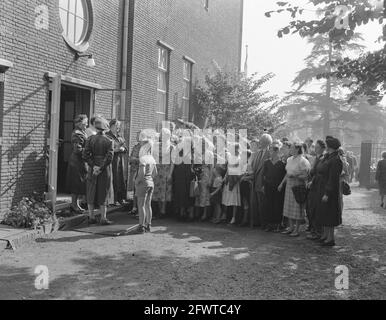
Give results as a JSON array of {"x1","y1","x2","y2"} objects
[
  {"x1": 326, "y1": 136, "x2": 341, "y2": 150},
  {"x1": 94, "y1": 117, "x2": 109, "y2": 131}
]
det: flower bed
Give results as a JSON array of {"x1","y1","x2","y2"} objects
[{"x1": 1, "y1": 192, "x2": 58, "y2": 233}]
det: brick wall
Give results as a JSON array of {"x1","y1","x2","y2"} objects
[
  {"x1": 128, "y1": 0, "x2": 243, "y2": 148},
  {"x1": 0, "y1": 0, "x2": 122, "y2": 216},
  {"x1": 0, "y1": 0, "x2": 243, "y2": 217}
]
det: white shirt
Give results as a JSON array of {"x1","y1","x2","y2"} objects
[{"x1": 286, "y1": 155, "x2": 311, "y2": 176}]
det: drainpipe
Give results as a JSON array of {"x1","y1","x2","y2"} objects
[
  {"x1": 121, "y1": 0, "x2": 129, "y2": 121},
  {"x1": 121, "y1": 0, "x2": 130, "y2": 182}
]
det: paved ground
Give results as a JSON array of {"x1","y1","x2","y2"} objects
[{"x1": 0, "y1": 185, "x2": 385, "y2": 300}]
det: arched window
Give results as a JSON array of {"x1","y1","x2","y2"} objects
[{"x1": 59, "y1": 0, "x2": 92, "y2": 52}]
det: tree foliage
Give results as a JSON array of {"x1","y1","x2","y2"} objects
[
  {"x1": 279, "y1": 31, "x2": 386, "y2": 140},
  {"x1": 193, "y1": 71, "x2": 283, "y2": 138},
  {"x1": 266, "y1": 0, "x2": 386, "y2": 101}
]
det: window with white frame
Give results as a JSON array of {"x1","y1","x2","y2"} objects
[
  {"x1": 59, "y1": 0, "x2": 92, "y2": 52},
  {"x1": 157, "y1": 46, "x2": 170, "y2": 130},
  {"x1": 182, "y1": 60, "x2": 192, "y2": 121}
]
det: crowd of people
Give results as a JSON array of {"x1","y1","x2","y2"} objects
[{"x1": 66, "y1": 114, "x2": 351, "y2": 246}]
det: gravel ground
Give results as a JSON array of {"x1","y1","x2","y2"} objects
[{"x1": 0, "y1": 185, "x2": 385, "y2": 300}]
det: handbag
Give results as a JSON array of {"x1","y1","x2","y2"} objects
[
  {"x1": 291, "y1": 184, "x2": 308, "y2": 205},
  {"x1": 189, "y1": 178, "x2": 200, "y2": 197},
  {"x1": 342, "y1": 180, "x2": 351, "y2": 196}
]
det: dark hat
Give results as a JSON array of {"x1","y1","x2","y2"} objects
[
  {"x1": 94, "y1": 117, "x2": 109, "y2": 131},
  {"x1": 325, "y1": 136, "x2": 341, "y2": 150}
]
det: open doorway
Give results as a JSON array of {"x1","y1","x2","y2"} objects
[{"x1": 56, "y1": 84, "x2": 91, "y2": 202}]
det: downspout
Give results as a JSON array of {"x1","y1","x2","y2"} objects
[
  {"x1": 121, "y1": 0, "x2": 129, "y2": 121},
  {"x1": 121, "y1": 0, "x2": 130, "y2": 182}
]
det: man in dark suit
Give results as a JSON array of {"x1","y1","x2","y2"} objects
[{"x1": 251, "y1": 133, "x2": 273, "y2": 228}]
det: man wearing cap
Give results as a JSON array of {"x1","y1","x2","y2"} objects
[{"x1": 83, "y1": 117, "x2": 114, "y2": 225}]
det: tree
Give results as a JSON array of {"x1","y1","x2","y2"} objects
[
  {"x1": 281, "y1": 32, "x2": 386, "y2": 138},
  {"x1": 266, "y1": 0, "x2": 386, "y2": 103},
  {"x1": 193, "y1": 71, "x2": 283, "y2": 139}
]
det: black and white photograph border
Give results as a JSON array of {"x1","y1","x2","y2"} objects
[{"x1": 0, "y1": 0, "x2": 385, "y2": 304}]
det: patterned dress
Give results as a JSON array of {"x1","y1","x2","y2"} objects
[
  {"x1": 222, "y1": 153, "x2": 241, "y2": 207},
  {"x1": 153, "y1": 144, "x2": 174, "y2": 202},
  {"x1": 195, "y1": 164, "x2": 211, "y2": 207},
  {"x1": 128, "y1": 143, "x2": 141, "y2": 192},
  {"x1": 283, "y1": 155, "x2": 311, "y2": 220}
]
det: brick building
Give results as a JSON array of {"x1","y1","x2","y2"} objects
[{"x1": 0, "y1": 0, "x2": 243, "y2": 217}]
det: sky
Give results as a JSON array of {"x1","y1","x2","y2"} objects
[{"x1": 241, "y1": 0, "x2": 384, "y2": 98}]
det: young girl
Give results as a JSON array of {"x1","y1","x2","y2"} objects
[
  {"x1": 210, "y1": 165, "x2": 225, "y2": 223},
  {"x1": 221, "y1": 143, "x2": 242, "y2": 225}
]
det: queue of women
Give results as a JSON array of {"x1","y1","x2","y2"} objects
[{"x1": 66, "y1": 114, "x2": 348, "y2": 245}]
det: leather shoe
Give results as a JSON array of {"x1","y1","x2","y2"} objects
[{"x1": 321, "y1": 240, "x2": 335, "y2": 247}]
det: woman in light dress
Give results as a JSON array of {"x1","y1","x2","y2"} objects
[
  {"x1": 278, "y1": 143, "x2": 311, "y2": 237},
  {"x1": 221, "y1": 143, "x2": 242, "y2": 225}
]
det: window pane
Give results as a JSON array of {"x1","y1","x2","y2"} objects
[
  {"x1": 75, "y1": 17, "x2": 85, "y2": 43},
  {"x1": 183, "y1": 82, "x2": 191, "y2": 98},
  {"x1": 59, "y1": 9, "x2": 68, "y2": 34},
  {"x1": 76, "y1": 0, "x2": 85, "y2": 19},
  {"x1": 158, "y1": 47, "x2": 168, "y2": 69},
  {"x1": 182, "y1": 99, "x2": 189, "y2": 120},
  {"x1": 59, "y1": 0, "x2": 69, "y2": 10},
  {"x1": 158, "y1": 71, "x2": 167, "y2": 91},
  {"x1": 183, "y1": 62, "x2": 190, "y2": 80},
  {"x1": 69, "y1": 0, "x2": 76, "y2": 13},
  {"x1": 68, "y1": 13, "x2": 75, "y2": 43}
]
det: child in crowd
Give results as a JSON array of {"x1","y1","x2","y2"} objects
[{"x1": 210, "y1": 165, "x2": 225, "y2": 223}]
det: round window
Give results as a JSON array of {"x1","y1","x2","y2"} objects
[{"x1": 59, "y1": 0, "x2": 92, "y2": 52}]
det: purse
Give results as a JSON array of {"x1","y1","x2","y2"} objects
[
  {"x1": 291, "y1": 184, "x2": 308, "y2": 205},
  {"x1": 342, "y1": 180, "x2": 351, "y2": 196},
  {"x1": 190, "y1": 178, "x2": 200, "y2": 197}
]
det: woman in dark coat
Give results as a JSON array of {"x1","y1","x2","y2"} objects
[
  {"x1": 171, "y1": 136, "x2": 195, "y2": 221},
  {"x1": 66, "y1": 114, "x2": 88, "y2": 213},
  {"x1": 315, "y1": 136, "x2": 343, "y2": 247},
  {"x1": 106, "y1": 119, "x2": 128, "y2": 205},
  {"x1": 375, "y1": 151, "x2": 386, "y2": 208},
  {"x1": 262, "y1": 141, "x2": 286, "y2": 232},
  {"x1": 306, "y1": 139, "x2": 326, "y2": 240},
  {"x1": 83, "y1": 117, "x2": 114, "y2": 225}
]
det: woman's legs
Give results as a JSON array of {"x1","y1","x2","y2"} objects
[
  {"x1": 100, "y1": 205, "x2": 108, "y2": 222},
  {"x1": 229, "y1": 206, "x2": 237, "y2": 224},
  {"x1": 201, "y1": 207, "x2": 208, "y2": 221},
  {"x1": 211, "y1": 204, "x2": 220, "y2": 223},
  {"x1": 137, "y1": 197, "x2": 146, "y2": 227},
  {"x1": 144, "y1": 190, "x2": 153, "y2": 229},
  {"x1": 88, "y1": 204, "x2": 95, "y2": 220},
  {"x1": 325, "y1": 227, "x2": 335, "y2": 242},
  {"x1": 71, "y1": 194, "x2": 83, "y2": 211},
  {"x1": 381, "y1": 195, "x2": 384, "y2": 207},
  {"x1": 320, "y1": 227, "x2": 327, "y2": 241}
]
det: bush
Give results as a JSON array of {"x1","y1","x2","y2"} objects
[{"x1": 1, "y1": 192, "x2": 56, "y2": 229}]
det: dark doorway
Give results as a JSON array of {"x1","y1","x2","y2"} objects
[{"x1": 57, "y1": 85, "x2": 91, "y2": 193}]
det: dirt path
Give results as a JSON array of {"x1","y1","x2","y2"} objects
[{"x1": 0, "y1": 185, "x2": 385, "y2": 300}]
